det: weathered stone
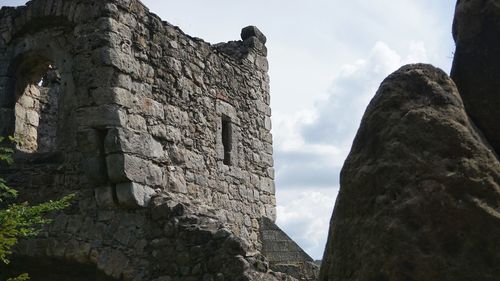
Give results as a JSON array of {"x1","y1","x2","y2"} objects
[
  {"x1": 77, "y1": 129, "x2": 109, "y2": 184},
  {"x1": 320, "y1": 64, "x2": 500, "y2": 281},
  {"x1": 166, "y1": 167, "x2": 187, "y2": 194},
  {"x1": 76, "y1": 105, "x2": 126, "y2": 127},
  {"x1": 241, "y1": 26, "x2": 267, "y2": 44},
  {"x1": 116, "y1": 181, "x2": 155, "y2": 208},
  {"x1": 106, "y1": 153, "x2": 164, "y2": 186},
  {"x1": 259, "y1": 177, "x2": 275, "y2": 194},
  {"x1": 164, "y1": 125, "x2": 182, "y2": 143},
  {"x1": 451, "y1": 0, "x2": 500, "y2": 156},
  {"x1": 261, "y1": 218, "x2": 319, "y2": 280},
  {"x1": 104, "y1": 128, "x2": 164, "y2": 160},
  {"x1": 0, "y1": 0, "x2": 314, "y2": 279},
  {"x1": 95, "y1": 185, "x2": 116, "y2": 208}
]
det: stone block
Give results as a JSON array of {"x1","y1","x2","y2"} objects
[
  {"x1": 92, "y1": 46, "x2": 140, "y2": 76},
  {"x1": 259, "y1": 177, "x2": 275, "y2": 194},
  {"x1": 166, "y1": 167, "x2": 187, "y2": 194},
  {"x1": 140, "y1": 97, "x2": 164, "y2": 119},
  {"x1": 241, "y1": 26, "x2": 267, "y2": 44},
  {"x1": 76, "y1": 105, "x2": 126, "y2": 128},
  {"x1": 264, "y1": 116, "x2": 272, "y2": 130},
  {"x1": 164, "y1": 104, "x2": 189, "y2": 126},
  {"x1": 216, "y1": 100, "x2": 240, "y2": 125},
  {"x1": 90, "y1": 87, "x2": 136, "y2": 108},
  {"x1": 164, "y1": 125, "x2": 182, "y2": 143},
  {"x1": 149, "y1": 124, "x2": 167, "y2": 139},
  {"x1": 106, "y1": 153, "x2": 134, "y2": 183},
  {"x1": 126, "y1": 114, "x2": 147, "y2": 132},
  {"x1": 255, "y1": 99, "x2": 271, "y2": 116},
  {"x1": 243, "y1": 36, "x2": 265, "y2": 51},
  {"x1": 267, "y1": 167, "x2": 275, "y2": 179},
  {"x1": 261, "y1": 153, "x2": 273, "y2": 167},
  {"x1": 26, "y1": 110, "x2": 39, "y2": 126},
  {"x1": 82, "y1": 156, "x2": 108, "y2": 185},
  {"x1": 77, "y1": 129, "x2": 103, "y2": 155},
  {"x1": 97, "y1": 249, "x2": 130, "y2": 279},
  {"x1": 104, "y1": 128, "x2": 163, "y2": 159},
  {"x1": 95, "y1": 185, "x2": 116, "y2": 208},
  {"x1": 106, "y1": 153, "x2": 164, "y2": 186},
  {"x1": 255, "y1": 56, "x2": 269, "y2": 72},
  {"x1": 116, "y1": 181, "x2": 155, "y2": 208}
]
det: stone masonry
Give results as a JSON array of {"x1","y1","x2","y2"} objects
[{"x1": 0, "y1": 0, "x2": 318, "y2": 280}]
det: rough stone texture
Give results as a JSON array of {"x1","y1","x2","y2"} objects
[
  {"x1": 451, "y1": 0, "x2": 500, "y2": 156},
  {"x1": 319, "y1": 64, "x2": 500, "y2": 281},
  {"x1": 261, "y1": 218, "x2": 320, "y2": 281},
  {"x1": 1, "y1": 199, "x2": 297, "y2": 281},
  {"x1": 13, "y1": 63, "x2": 60, "y2": 153},
  {"x1": 241, "y1": 26, "x2": 267, "y2": 44},
  {"x1": 2, "y1": 257, "x2": 116, "y2": 281},
  {"x1": 0, "y1": 0, "x2": 315, "y2": 280}
]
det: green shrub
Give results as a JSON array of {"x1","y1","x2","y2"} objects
[{"x1": 0, "y1": 136, "x2": 73, "y2": 280}]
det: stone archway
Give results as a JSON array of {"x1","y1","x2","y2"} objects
[{"x1": 0, "y1": 36, "x2": 75, "y2": 158}]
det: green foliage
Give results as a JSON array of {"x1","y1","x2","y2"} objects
[
  {"x1": 7, "y1": 273, "x2": 29, "y2": 281},
  {"x1": 0, "y1": 194, "x2": 74, "y2": 264},
  {"x1": 0, "y1": 136, "x2": 14, "y2": 165},
  {"x1": 0, "y1": 136, "x2": 74, "y2": 280},
  {"x1": 0, "y1": 136, "x2": 15, "y2": 203}
]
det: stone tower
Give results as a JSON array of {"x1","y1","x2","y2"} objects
[{"x1": 0, "y1": 0, "x2": 317, "y2": 280}]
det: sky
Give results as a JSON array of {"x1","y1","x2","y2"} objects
[{"x1": 3, "y1": 0, "x2": 457, "y2": 259}]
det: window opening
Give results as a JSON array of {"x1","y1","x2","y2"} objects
[
  {"x1": 14, "y1": 61, "x2": 61, "y2": 153},
  {"x1": 222, "y1": 116, "x2": 232, "y2": 165}
]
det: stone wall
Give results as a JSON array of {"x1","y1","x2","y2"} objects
[
  {"x1": 14, "y1": 66, "x2": 61, "y2": 153},
  {"x1": 261, "y1": 218, "x2": 320, "y2": 280},
  {"x1": 0, "y1": 197, "x2": 296, "y2": 281},
  {"x1": 0, "y1": 0, "x2": 316, "y2": 280},
  {"x1": 79, "y1": 0, "x2": 276, "y2": 246}
]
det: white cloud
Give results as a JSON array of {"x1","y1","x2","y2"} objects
[
  {"x1": 3, "y1": 0, "x2": 456, "y2": 264},
  {"x1": 301, "y1": 41, "x2": 428, "y2": 146},
  {"x1": 274, "y1": 41, "x2": 430, "y2": 259},
  {"x1": 276, "y1": 188, "x2": 338, "y2": 260}
]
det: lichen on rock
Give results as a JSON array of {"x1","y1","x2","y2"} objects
[{"x1": 320, "y1": 64, "x2": 500, "y2": 281}]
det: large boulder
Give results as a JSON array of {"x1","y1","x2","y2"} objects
[
  {"x1": 451, "y1": 0, "x2": 500, "y2": 156},
  {"x1": 319, "y1": 64, "x2": 500, "y2": 281}
]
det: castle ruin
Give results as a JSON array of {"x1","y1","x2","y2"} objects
[{"x1": 0, "y1": 0, "x2": 318, "y2": 280}]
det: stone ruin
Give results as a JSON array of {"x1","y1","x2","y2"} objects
[{"x1": 0, "y1": 0, "x2": 319, "y2": 280}]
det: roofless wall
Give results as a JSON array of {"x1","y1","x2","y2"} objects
[{"x1": 0, "y1": 0, "x2": 317, "y2": 280}]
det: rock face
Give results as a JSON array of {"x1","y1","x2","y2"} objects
[
  {"x1": 451, "y1": 0, "x2": 500, "y2": 156},
  {"x1": 319, "y1": 64, "x2": 500, "y2": 281},
  {"x1": 0, "y1": 0, "x2": 317, "y2": 280}
]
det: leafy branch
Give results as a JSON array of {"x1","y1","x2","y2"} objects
[{"x1": 0, "y1": 136, "x2": 74, "y2": 280}]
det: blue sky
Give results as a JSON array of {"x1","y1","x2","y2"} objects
[{"x1": 3, "y1": 0, "x2": 456, "y2": 259}]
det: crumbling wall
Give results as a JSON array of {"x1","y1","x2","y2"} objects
[
  {"x1": 261, "y1": 218, "x2": 320, "y2": 280},
  {"x1": 76, "y1": 0, "x2": 276, "y2": 248},
  {"x1": 1, "y1": 257, "x2": 116, "y2": 281},
  {"x1": 0, "y1": 0, "x2": 315, "y2": 280}
]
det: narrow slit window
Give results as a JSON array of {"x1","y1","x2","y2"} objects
[{"x1": 222, "y1": 116, "x2": 232, "y2": 165}]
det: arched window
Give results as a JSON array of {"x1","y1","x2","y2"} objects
[{"x1": 9, "y1": 55, "x2": 61, "y2": 153}]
